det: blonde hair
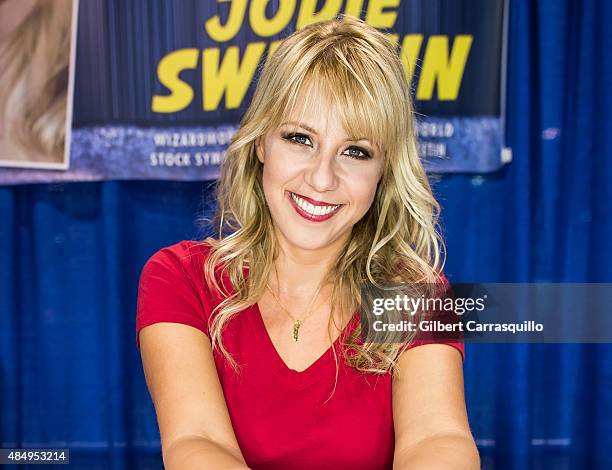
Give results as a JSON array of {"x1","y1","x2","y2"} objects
[
  {"x1": 202, "y1": 15, "x2": 446, "y2": 384},
  {"x1": 0, "y1": 0, "x2": 72, "y2": 163}
]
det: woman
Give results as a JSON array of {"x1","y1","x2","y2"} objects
[
  {"x1": 137, "y1": 15, "x2": 479, "y2": 470},
  {"x1": 0, "y1": 0, "x2": 72, "y2": 165}
]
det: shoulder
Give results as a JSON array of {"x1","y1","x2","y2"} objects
[
  {"x1": 136, "y1": 240, "x2": 217, "y2": 349},
  {"x1": 146, "y1": 239, "x2": 213, "y2": 266},
  {"x1": 383, "y1": 266, "x2": 464, "y2": 360},
  {"x1": 404, "y1": 271, "x2": 464, "y2": 361},
  {"x1": 138, "y1": 239, "x2": 217, "y2": 308},
  {"x1": 141, "y1": 240, "x2": 213, "y2": 282}
]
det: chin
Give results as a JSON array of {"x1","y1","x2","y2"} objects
[
  {"x1": 278, "y1": 228, "x2": 336, "y2": 251},
  {"x1": 276, "y1": 216, "x2": 354, "y2": 251}
]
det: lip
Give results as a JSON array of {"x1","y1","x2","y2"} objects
[
  {"x1": 286, "y1": 191, "x2": 343, "y2": 222},
  {"x1": 292, "y1": 192, "x2": 338, "y2": 207}
]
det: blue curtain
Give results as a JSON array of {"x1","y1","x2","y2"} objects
[{"x1": 1, "y1": 0, "x2": 610, "y2": 468}]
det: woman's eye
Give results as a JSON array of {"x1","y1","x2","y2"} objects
[
  {"x1": 343, "y1": 146, "x2": 371, "y2": 160},
  {"x1": 283, "y1": 133, "x2": 312, "y2": 146},
  {"x1": 281, "y1": 133, "x2": 371, "y2": 160}
]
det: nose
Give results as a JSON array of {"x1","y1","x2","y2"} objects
[{"x1": 304, "y1": 151, "x2": 339, "y2": 193}]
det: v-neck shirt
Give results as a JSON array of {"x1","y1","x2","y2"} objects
[{"x1": 136, "y1": 240, "x2": 465, "y2": 470}]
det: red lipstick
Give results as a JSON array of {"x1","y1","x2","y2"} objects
[{"x1": 286, "y1": 191, "x2": 343, "y2": 222}]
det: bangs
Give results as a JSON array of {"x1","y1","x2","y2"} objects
[{"x1": 267, "y1": 46, "x2": 399, "y2": 157}]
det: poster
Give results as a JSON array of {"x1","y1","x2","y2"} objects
[
  {"x1": 0, "y1": 0, "x2": 509, "y2": 185},
  {"x1": 0, "y1": 0, "x2": 77, "y2": 172}
]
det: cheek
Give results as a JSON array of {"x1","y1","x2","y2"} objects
[
  {"x1": 353, "y1": 184, "x2": 378, "y2": 215},
  {"x1": 260, "y1": 151, "x2": 294, "y2": 207},
  {"x1": 261, "y1": 155, "x2": 285, "y2": 193},
  {"x1": 260, "y1": 142, "x2": 304, "y2": 192},
  {"x1": 346, "y1": 166, "x2": 382, "y2": 212},
  {"x1": 260, "y1": 165, "x2": 276, "y2": 207}
]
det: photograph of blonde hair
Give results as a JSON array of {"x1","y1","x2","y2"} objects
[
  {"x1": 203, "y1": 15, "x2": 446, "y2": 385},
  {"x1": 0, "y1": 0, "x2": 73, "y2": 166}
]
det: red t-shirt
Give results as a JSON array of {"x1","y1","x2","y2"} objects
[{"x1": 136, "y1": 241, "x2": 464, "y2": 470}]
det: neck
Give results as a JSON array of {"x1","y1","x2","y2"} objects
[{"x1": 270, "y1": 227, "x2": 349, "y2": 299}]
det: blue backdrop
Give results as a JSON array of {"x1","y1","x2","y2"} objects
[{"x1": 1, "y1": 0, "x2": 611, "y2": 469}]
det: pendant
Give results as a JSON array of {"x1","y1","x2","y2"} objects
[{"x1": 292, "y1": 320, "x2": 301, "y2": 342}]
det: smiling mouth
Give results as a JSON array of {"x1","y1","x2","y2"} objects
[{"x1": 287, "y1": 191, "x2": 343, "y2": 221}]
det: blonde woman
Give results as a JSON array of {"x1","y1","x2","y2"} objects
[
  {"x1": 0, "y1": 0, "x2": 72, "y2": 165},
  {"x1": 137, "y1": 16, "x2": 479, "y2": 470}
]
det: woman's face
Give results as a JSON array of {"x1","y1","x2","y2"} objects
[{"x1": 256, "y1": 87, "x2": 385, "y2": 253}]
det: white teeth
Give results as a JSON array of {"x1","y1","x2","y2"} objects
[{"x1": 290, "y1": 192, "x2": 340, "y2": 217}]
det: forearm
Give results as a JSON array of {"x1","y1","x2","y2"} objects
[
  {"x1": 393, "y1": 433, "x2": 480, "y2": 470},
  {"x1": 164, "y1": 435, "x2": 251, "y2": 470}
]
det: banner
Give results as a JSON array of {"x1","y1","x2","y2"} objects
[{"x1": 0, "y1": 0, "x2": 509, "y2": 185}]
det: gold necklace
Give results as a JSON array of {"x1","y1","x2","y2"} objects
[{"x1": 265, "y1": 273, "x2": 324, "y2": 342}]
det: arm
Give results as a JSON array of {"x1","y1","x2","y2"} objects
[
  {"x1": 139, "y1": 322, "x2": 250, "y2": 470},
  {"x1": 392, "y1": 344, "x2": 480, "y2": 470}
]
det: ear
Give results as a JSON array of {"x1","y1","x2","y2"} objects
[{"x1": 255, "y1": 136, "x2": 265, "y2": 163}]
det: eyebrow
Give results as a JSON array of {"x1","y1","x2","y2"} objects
[
  {"x1": 280, "y1": 121, "x2": 319, "y2": 135},
  {"x1": 280, "y1": 120, "x2": 372, "y2": 144}
]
